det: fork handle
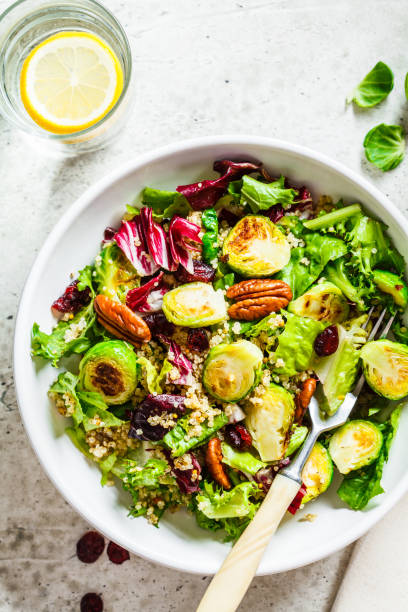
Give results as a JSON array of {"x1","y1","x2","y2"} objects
[{"x1": 196, "y1": 473, "x2": 300, "y2": 612}]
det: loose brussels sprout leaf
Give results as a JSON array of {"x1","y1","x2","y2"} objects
[
  {"x1": 361, "y1": 339, "x2": 408, "y2": 400},
  {"x1": 301, "y1": 442, "x2": 333, "y2": 503},
  {"x1": 364, "y1": 123, "x2": 405, "y2": 172},
  {"x1": 79, "y1": 340, "x2": 138, "y2": 405},
  {"x1": 329, "y1": 420, "x2": 383, "y2": 474},
  {"x1": 221, "y1": 442, "x2": 266, "y2": 476},
  {"x1": 288, "y1": 281, "x2": 349, "y2": 324},
  {"x1": 284, "y1": 425, "x2": 308, "y2": 457},
  {"x1": 203, "y1": 340, "x2": 263, "y2": 402},
  {"x1": 162, "y1": 282, "x2": 227, "y2": 327},
  {"x1": 373, "y1": 270, "x2": 408, "y2": 308},
  {"x1": 245, "y1": 383, "x2": 295, "y2": 461},
  {"x1": 163, "y1": 412, "x2": 228, "y2": 457},
  {"x1": 240, "y1": 175, "x2": 297, "y2": 213},
  {"x1": 49, "y1": 371, "x2": 83, "y2": 426},
  {"x1": 346, "y1": 61, "x2": 394, "y2": 108},
  {"x1": 197, "y1": 480, "x2": 261, "y2": 519},
  {"x1": 222, "y1": 215, "x2": 290, "y2": 277},
  {"x1": 77, "y1": 391, "x2": 125, "y2": 431},
  {"x1": 94, "y1": 244, "x2": 140, "y2": 303},
  {"x1": 273, "y1": 312, "x2": 325, "y2": 377}
]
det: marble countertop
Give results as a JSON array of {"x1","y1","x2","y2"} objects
[{"x1": 1, "y1": 0, "x2": 408, "y2": 609}]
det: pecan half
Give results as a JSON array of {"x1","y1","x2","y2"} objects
[
  {"x1": 228, "y1": 296, "x2": 289, "y2": 321},
  {"x1": 294, "y1": 378, "x2": 317, "y2": 423},
  {"x1": 226, "y1": 279, "x2": 292, "y2": 320},
  {"x1": 206, "y1": 437, "x2": 231, "y2": 490},
  {"x1": 94, "y1": 295, "x2": 151, "y2": 346}
]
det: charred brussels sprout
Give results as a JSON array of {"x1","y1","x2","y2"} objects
[
  {"x1": 79, "y1": 340, "x2": 138, "y2": 405},
  {"x1": 203, "y1": 340, "x2": 263, "y2": 402},
  {"x1": 245, "y1": 383, "x2": 295, "y2": 461},
  {"x1": 288, "y1": 281, "x2": 349, "y2": 323},
  {"x1": 329, "y1": 420, "x2": 383, "y2": 474},
  {"x1": 361, "y1": 339, "x2": 408, "y2": 400},
  {"x1": 222, "y1": 215, "x2": 290, "y2": 277},
  {"x1": 95, "y1": 244, "x2": 140, "y2": 303},
  {"x1": 373, "y1": 270, "x2": 408, "y2": 308},
  {"x1": 301, "y1": 442, "x2": 333, "y2": 503},
  {"x1": 162, "y1": 282, "x2": 227, "y2": 327}
]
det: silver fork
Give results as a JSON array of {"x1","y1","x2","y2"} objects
[{"x1": 197, "y1": 306, "x2": 395, "y2": 612}]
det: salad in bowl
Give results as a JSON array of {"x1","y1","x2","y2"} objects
[{"x1": 31, "y1": 157, "x2": 408, "y2": 542}]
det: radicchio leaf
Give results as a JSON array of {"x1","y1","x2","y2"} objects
[
  {"x1": 174, "y1": 259, "x2": 215, "y2": 283},
  {"x1": 287, "y1": 483, "x2": 307, "y2": 515},
  {"x1": 157, "y1": 335, "x2": 193, "y2": 385},
  {"x1": 51, "y1": 280, "x2": 91, "y2": 318},
  {"x1": 114, "y1": 219, "x2": 159, "y2": 276},
  {"x1": 126, "y1": 271, "x2": 167, "y2": 312},
  {"x1": 254, "y1": 458, "x2": 291, "y2": 492},
  {"x1": 168, "y1": 216, "x2": 202, "y2": 274},
  {"x1": 140, "y1": 207, "x2": 177, "y2": 272},
  {"x1": 176, "y1": 159, "x2": 261, "y2": 210},
  {"x1": 167, "y1": 452, "x2": 201, "y2": 494},
  {"x1": 128, "y1": 394, "x2": 186, "y2": 441}
]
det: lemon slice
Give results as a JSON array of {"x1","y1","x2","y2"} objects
[{"x1": 20, "y1": 31, "x2": 124, "y2": 134}]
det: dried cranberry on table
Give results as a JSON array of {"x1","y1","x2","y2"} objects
[
  {"x1": 76, "y1": 531, "x2": 105, "y2": 563},
  {"x1": 129, "y1": 394, "x2": 186, "y2": 441},
  {"x1": 80, "y1": 593, "x2": 103, "y2": 612},
  {"x1": 143, "y1": 311, "x2": 175, "y2": 338},
  {"x1": 224, "y1": 424, "x2": 252, "y2": 451},
  {"x1": 314, "y1": 325, "x2": 339, "y2": 357},
  {"x1": 107, "y1": 541, "x2": 130, "y2": 564},
  {"x1": 187, "y1": 328, "x2": 209, "y2": 352},
  {"x1": 174, "y1": 260, "x2": 215, "y2": 283},
  {"x1": 51, "y1": 280, "x2": 91, "y2": 317}
]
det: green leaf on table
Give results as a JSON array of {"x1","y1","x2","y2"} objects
[
  {"x1": 347, "y1": 61, "x2": 394, "y2": 107},
  {"x1": 363, "y1": 123, "x2": 405, "y2": 171}
]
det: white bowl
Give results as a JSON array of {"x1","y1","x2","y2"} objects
[{"x1": 14, "y1": 136, "x2": 408, "y2": 575}]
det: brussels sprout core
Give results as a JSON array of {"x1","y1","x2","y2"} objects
[
  {"x1": 361, "y1": 339, "x2": 408, "y2": 400},
  {"x1": 245, "y1": 383, "x2": 295, "y2": 461},
  {"x1": 203, "y1": 340, "x2": 263, "y2": 402},
  {"x1": 162, "y1": 282, "x2": 227, "y2": 327},
  {"x1": 79, "y1": 340, "x2": 138, "y2": 405},
  {"x1": 222, "y1": 215, "x2": 290, "y2": 277},
  {"x1": 301, "y1": 442, "x2": 333, "y2": 503},
  {"x1": 288, "y1": 281, "x2": 349, "y2": 323},
  {"x1": 329, "y1": 420, "x2": 383, "y2": 474}
]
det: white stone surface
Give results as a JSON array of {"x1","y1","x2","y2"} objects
[{"x1": 1, "y1": 0, "x2": 408, "y2": 610}]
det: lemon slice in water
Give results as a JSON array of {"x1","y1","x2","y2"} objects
[{"x1": 20, "y1": 31, "x2": 124, "y2": 135}]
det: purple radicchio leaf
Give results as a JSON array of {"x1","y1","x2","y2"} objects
[
  {"x1": 140, "y1": 207, "x2": 177, "y2": 272},
  {"x1": 254, "y1": 458, "x2": 291, "y2": 492},
  {"x1": 114, "y1": 219, "x2": 160, "y2": 276},
  {"x1": 128, "y1": 394, "x2": 186, "y2": 441},
  {"x1": 126, "y1": 271, "x2": 168, "y2": 312},
  {"x1": 168, "y1": 216, "x2": 202, "y2": 274},
  {"x1": 157, "y1": 334, "x2": 193, "y2": 385},
  {"x1": 167, "y1": 451, "x2": 202, "y2": 494}
]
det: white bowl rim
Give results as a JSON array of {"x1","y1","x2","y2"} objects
[{"x1": 13, "y1": 135, "x2": 408, "y2": 575}]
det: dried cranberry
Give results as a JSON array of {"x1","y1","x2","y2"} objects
[
  {"x1": 287, "y1": 483, "x2": 307, "y2": 515},
  {"x1": 51, "y1": 280, "x2": 91, "y2": 316},
  {"x1": 129, "y1": 394, "x2": 186, "y2": 441},
  {"x1": 187, "y1": 328, "x2": 209, "y2": 352},
  {"x1": 174, "y1": 260, "x2": 215, "y2": 283},
  {"x1": 76, "y1": 531, "x2": 105, "y2": 563},
  {"x1": 224, "y1": 424, "x2": 252, "y2": 451},
  {"x1": 218, "y1": 208, "x2": 240, "y2": 226},
  {"x1": 314, "y1": 325, "x2": 339, "y2": 357},
  {"x1": 103, "y1": 226, "x2": 117, "y2": 242},
  {"x1": 143, "y1": 311, "x2": 175, "y2": 338},
  {"x1": 107, "y1": 541, "x2": 130, "y2": 564},
  {"x1": 80, "y1": 593, "x2": 103, "y2": 612}
]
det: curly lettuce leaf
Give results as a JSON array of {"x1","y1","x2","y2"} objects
[
  {"x1": 273, "y1": 312, "x2": 325, "y2": 376},
  {"x1": 77, "y1": 391, "x2": 125, "y2": 431},
  {"x1": 163, "y1": 412, "x2": 228, "y2": 457},
  {"x1": 49, "y1": 371, "x2": 83, "y2": 426},
  {"x1": 240, "y1": 175, "x2": 297, "y2": 213},
  {"x1": 196, "y1": 480, "x2": 261, "y2": 519}
]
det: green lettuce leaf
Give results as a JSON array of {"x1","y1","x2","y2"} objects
[
  {"x1": 273, "y1": 312, "x2": 325, "y2": 376},
  {"x1": 135, "y1": 355, "x2": 167, "y2": 394},
  {"x1": 201, "y1": 208, "x2": 219, "y2": 263},
  {"x1": 49, "y1": 371, "x2": 83, "y2": 426},
  {"x1": 196, "y1": 480, "x2": 261, "y2": 519},
  {"x1": 141, "y1": 187, "x2": 191, "y2": 221},
  {"x1": 240, "y1": 175, "x2": 297, "y2": 213},
  {"x1": 347, "y1": 61, "x2": 394, "y2": 108},
  {"x1": 123, "y1": 457, "x2": 169, "y2": 489},
  {"x1": 234, "y1": 312, "x2": 283, "y2": 340},
  {"x1": 66, "y1": 426, "x2": 94, "y2": 460},
  {"x1": 99, "y1": 451, "x2": 118, "y2": 486},
  {"x1": 364, "y1": 123, "x2": 405, "y2": 172},
  {"x1": 194, "y1": 506, "x2": 252, "y2": 542},
  {"x1": 163, "y1": 412, "x2": 228, "y2": 457},
  {"x1": 221, "y1": 442, "x2": 266, "y2": 475},
  {"x1": 77, "y1": 391, "x2": 125, "y2": 431}
]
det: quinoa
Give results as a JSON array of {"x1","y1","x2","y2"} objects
[{"x1": 86, "y1": 423, "x2": 138, "y2": 459}]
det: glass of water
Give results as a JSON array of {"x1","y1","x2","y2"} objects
[{"x1": 0, "y1": 0, "x2": 132, "y2": 156}]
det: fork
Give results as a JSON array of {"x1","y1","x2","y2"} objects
[{"x1": 197, "y1": 307, "x2": 395, "y2": 612}]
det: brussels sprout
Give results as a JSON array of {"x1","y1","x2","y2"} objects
[
  {"x1": 301, "y1": 442, "x2": 333, "y2": 503},
  {"x1": 79, "y1": 340, "x2": 138, "y2": 405},
  {"x1": 245, "y1": 383, "x2": 295, "y2": 461},
  {"x1": 361, "y1": 339, "x2": 408, "y2": 400},
  {"x1": 329, "y1": 420, "x2": 383, "y2": 474},
  {"x1": 162, "y1": 282, "x2": 227, "y2": 327},
  {"x1": 203, "y1": 340, "x2": 263, "y2": 402},
  {"x1": 288, "y1": 281, "x2": 349, "y2": 323},
  {"x1": 95, "y1": 244, "x2": 140, "y2": 302},
  {"x1": 373, "y1": 270, "x2": 408, "y2": 308},
  {"x1": 222, "y1": 215, "x2": 290, "y2": 277}
]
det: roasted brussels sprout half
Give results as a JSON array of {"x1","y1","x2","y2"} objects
[
  {"x1": 203, "y1": 340, "x2": 263, "y2": 402},
  {"x1": 361, "y1": 339, "x2": 408, "y2": 400},
  {"x1": 288, "y1": 281, "x2": 349, "y2": 323},
  {"x1": 329, "y1": 420, "x2": 383, "y2": 474},
  {"x1": 79, "y1": 340, "x2": 138, "y2": 405},
  {"x1": 301, "y1": 442, "x2": 333, "y2": 503},
  {"x1": 373, "y1": 270, "x2": 408, "y2": 308},
  {"x1": 222, "y1": 215, "x2": 290, "y2": 277},
  {"x1": 162, "y1": 282, "x2": 227, "y2": 327},
  {"x1": 245, "y1": 383, "x2": 295, "y2": 461},
  {"x1": 94, "y1": 244, "x2": 140, "y2": 303}
]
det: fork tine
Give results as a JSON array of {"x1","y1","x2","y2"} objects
[
  {"x1": 361, "y1": 306, "x2": 375, "y2": 330},
  {"x1": 366, "y1": 307, "x2": 387, "y2": 342},
  {"x1": 378, "y1": 313, "x2": 396, "y2": 338}
]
